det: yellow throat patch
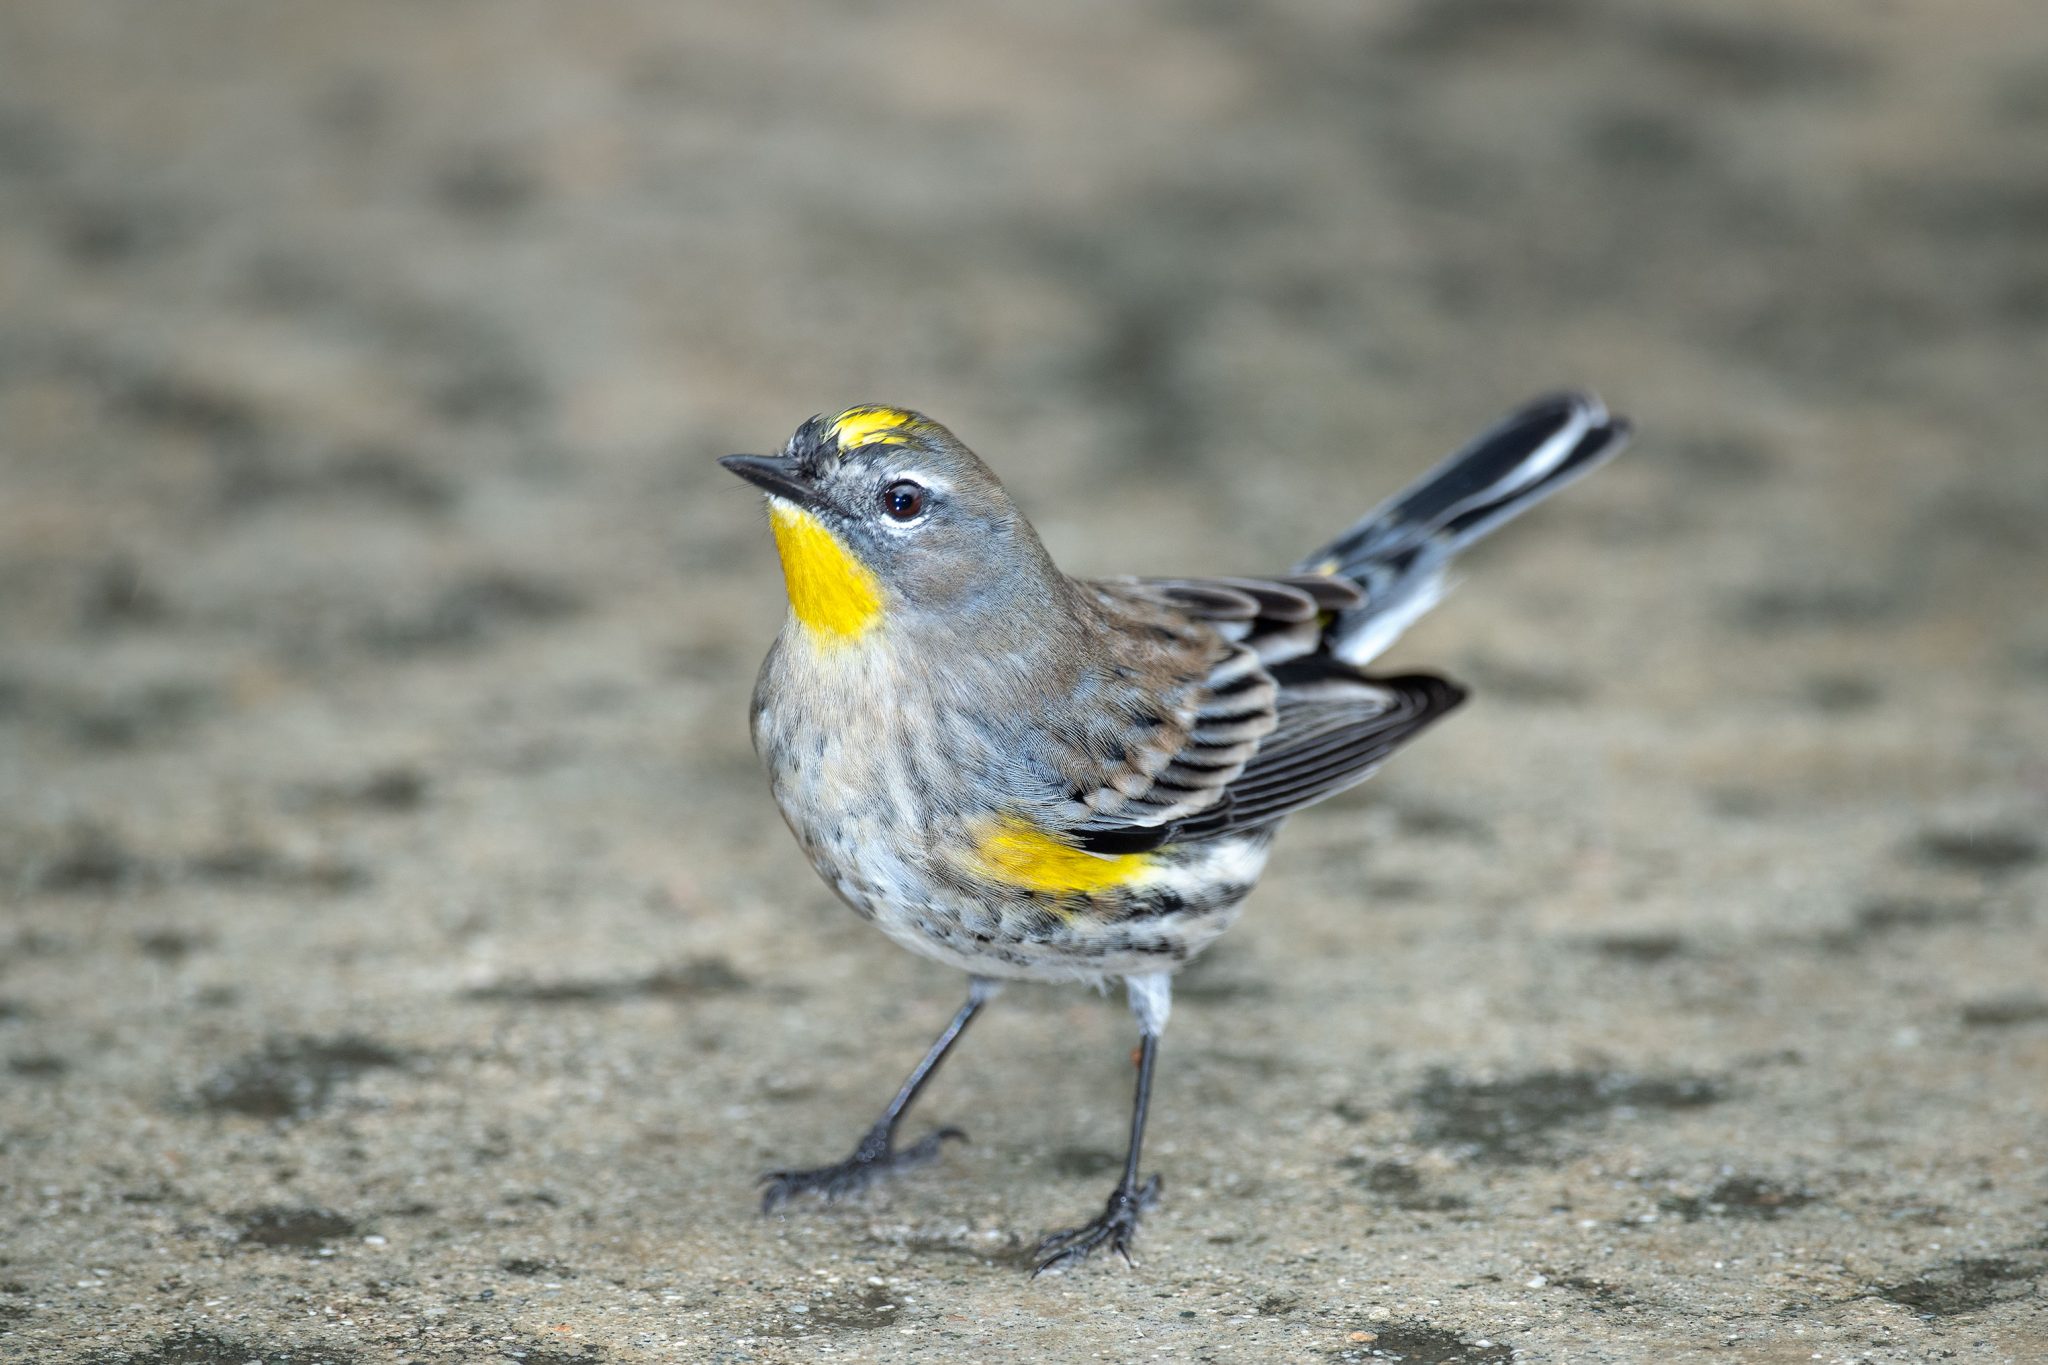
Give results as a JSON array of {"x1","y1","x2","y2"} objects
[
  {"x1": 829, "y1": 406, "x2": 916, "y2": 451},
  {"x1": 768, "y1": 502, "x2": 882, "y2": 641},
  {"x1": 966, "y1": 814, "x2": 1154, "y2": 897}
]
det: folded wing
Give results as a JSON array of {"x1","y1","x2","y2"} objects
[{"x1": 1039, "y1": 577, "x2": 1460, "y2": 854}]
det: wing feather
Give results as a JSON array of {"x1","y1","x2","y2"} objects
[
  {"x1": 1045, "y1": 579, "x2": 1461, "y2": 855},
  {"x1": 1175, "y1": 669, "x2": 1464, "y2": 839}
]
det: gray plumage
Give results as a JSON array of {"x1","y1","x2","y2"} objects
[{"x1": 721, "y1": 392, "x2": 1630, "y2": 1270}]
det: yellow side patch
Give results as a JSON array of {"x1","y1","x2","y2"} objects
[
  {"x1": 1310, "y1": 555, "x2": 1342, "y2": 576},
  {"x1": 966, "y1": 815, "x2": 1153, "y2": 897},
  {"x1": 768, "y1": 502, "x2": 882, "y2": 641},
  {"x1": 830, "y1": 406, "x2": 916, "y2": 450}
]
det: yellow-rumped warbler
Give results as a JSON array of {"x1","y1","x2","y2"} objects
[{"x1": 721, "y1": 393, "x2": 1628, "y2": 1271}]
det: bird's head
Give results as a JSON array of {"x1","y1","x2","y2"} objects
[{"x1": 721, "y1": 405, "x2": 1057, "y2": 643}]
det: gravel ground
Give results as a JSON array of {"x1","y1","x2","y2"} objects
[{"x1": 3, "y1": 2, "x2": 2046, "y2": 1361}]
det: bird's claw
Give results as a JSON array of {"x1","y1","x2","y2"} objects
[
  {"x1": 759, "y1": 1126, "x2": 965, "y2": 1212},
  {"x1": 1031, "y1": 1173, "x2": 1162, "y2": 1274}
]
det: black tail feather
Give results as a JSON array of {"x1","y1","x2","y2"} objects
[{"x1": 1296, "y1": 391, "x2": 1629, "y2": 664}]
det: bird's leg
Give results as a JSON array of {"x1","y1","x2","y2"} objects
[
  {"x1": 1033, "y1": 973, "x2": 1170, "y2": 1273},
  {"x1": 760, "y1": 977, "x2": 998, "y2": 1211}
]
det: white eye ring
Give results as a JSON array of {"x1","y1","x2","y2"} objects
[{"x1": 880, "y1": 479, "x2": 928, "y2": 523}]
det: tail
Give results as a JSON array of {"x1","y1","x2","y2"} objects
[{"x1": 1296, "y1": 391, "x2": 1630, "y2": 665}]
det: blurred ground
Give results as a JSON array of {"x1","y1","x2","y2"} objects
[{"x1": 3, "y1": 1, "x2": 2047, "y2": 1361}]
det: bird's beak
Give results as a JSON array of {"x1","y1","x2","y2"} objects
[{"x1": 719, "y1": 453, "x2": 826, "y2": 511}]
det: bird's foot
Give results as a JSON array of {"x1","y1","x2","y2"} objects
[
  {"x1": 1031, "y1": 1174, "x2": 1162, "y2": 1274},
  {"x1": 759, "y1": 1124, "x2": 965, "y2": 1212}
]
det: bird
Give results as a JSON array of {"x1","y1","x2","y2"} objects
[{"x1": 720, "y1": 393, "x2": 1629, "y2": 1272}]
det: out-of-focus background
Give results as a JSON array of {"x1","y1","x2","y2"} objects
[{"x1": 3, "y1": 2, "x2": 2045, "y2": 1361}]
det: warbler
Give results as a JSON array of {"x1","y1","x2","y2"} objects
[{"x1": 721, "y1": 393, "x2": 1628, "y2": 1271}]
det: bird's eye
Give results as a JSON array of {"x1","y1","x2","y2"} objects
[{"x1": 881, "y1": 480, "x2": 926, "y2": 521}]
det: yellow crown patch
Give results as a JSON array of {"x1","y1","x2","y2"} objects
[{"x1": 829, "y1": 406, "x2": 917, "y2": 451}]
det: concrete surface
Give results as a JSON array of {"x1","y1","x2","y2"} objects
[{"x1": 3, "y1": 2, "x2": 2046, "y2": 1361}]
